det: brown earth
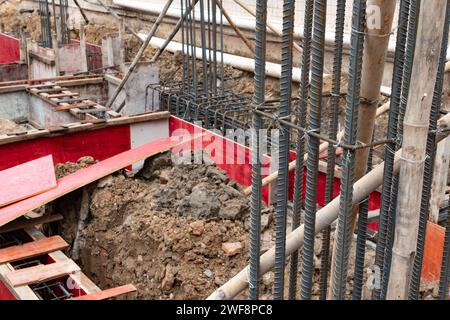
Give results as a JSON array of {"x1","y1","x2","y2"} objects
[
  {"x1": 50, "y1": 153, "x2": 382, "y2": 300},
  {"x1": 0, "y1": 118, "x2": 24, "y2": 135}
]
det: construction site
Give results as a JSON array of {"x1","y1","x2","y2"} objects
[{"x1": 0, "y1": 0, "x2": 448, "y2": 301}]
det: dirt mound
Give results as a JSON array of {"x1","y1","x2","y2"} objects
[
  {"x1": 53, "y1": 153, "x2": 256, "y2": 299},
  {"x1": 54, "y1": 156, "x2": 97, "y2": 179}
]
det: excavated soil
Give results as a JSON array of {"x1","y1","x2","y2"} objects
[{"x1": 50, "y1": 153, "x2": 382, "y2": 300}]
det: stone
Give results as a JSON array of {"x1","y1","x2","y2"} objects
[
  {"x1": 161, "y1": 265, "x2": 175, "y2": 291},
  {"x1": 97, "y1": 175, "x2": 114, "y2": 188},
  {"x1": 190, "y1": 220, "x2": 205, "y2": 236},
  {"x1": 159, "y1": 170, "x2": 170, "y2": 184},
  {"x1": 222, "y1": 242, "x2": 244, "y2": 257}
]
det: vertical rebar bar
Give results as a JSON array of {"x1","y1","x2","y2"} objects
[
  {"x1": 373, "y1": 0, "x2": 410, "y2": 300},
  {"x1": 331, "y1": 0, "x2": 366, "y2": 300},
  {"x1": 380, "y1": 0, "x2": 420, "y2": 299},
  {"x1": 248, "y1": 0, "x2": 267, "y2": 301},
  {"x1": 288, "y1": 0, "x2": 314, "y2": 300},
  {"x1": 408, "y1": 0, "x2": 450, "y2": 300},
  {"x1": 352, "y1": 147, "x2": 373, "y2": 300},
  {"x1": 300, "y1": 0, "x2": 327, "y2": 301},
  {"x1": 319, "y1": 0, "x2": 346, "y2": 300},
  {"x1": 273, "y1": 0, "x2": 296, "y2": 300}
]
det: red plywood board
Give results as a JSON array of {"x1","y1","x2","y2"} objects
[
  {"x1": 0, "y1": 155, "x2": 57, "y2": 207},
  {"x1": 0, "y1": 125, "x2": 131, "y2": 171},
  {"x1": 0, "y1": 33, "x2": 20, "y2": 64},
  {"x1": 422, "y1": 222, "x2": 446, "y2": 283},
  {"x1": 0, "y1": 136, "x2": 196, "y2": 228}
]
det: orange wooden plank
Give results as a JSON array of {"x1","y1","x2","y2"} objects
[
  {"x1": 46, "y1": 92, "x2": 80, "y2": 99},
  {"x1": 0, "y1": 236, "x2": 69, "y2": 264},
  {"x1": 70, "y1": 284, "x2": 137, "y2": 300},
  {"x1": 0, "y1": 155, "x2": 57, "y2": 208},
  {"x1": 0, "y1": 135, "x2": 200, "y2": 228},
  {"x1": 6, "y1": 260, "x2": 80, "y2": 287},
  {"x1": 422, "y1": 222, "x2": 446, "y2": 283}
]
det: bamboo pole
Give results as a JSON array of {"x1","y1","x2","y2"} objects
[
  {"x1": 386, "y1": 0, "x2": 448, "y2": 300},
  {"x1": 216, "y1": 0, "x2": 255, "y2": 54},
  {"x1": 328, "y1": 0, "x2": 397, "y2": 299},
  {"x1": 207, "y1": 112, "x2": 450, "y2": 300},
  {"x1": 243, "y1": 100, "x2": 391, "y2": 196},
  {"x1": 231, "y1": 0, "x2": 302, "y2": 53}
]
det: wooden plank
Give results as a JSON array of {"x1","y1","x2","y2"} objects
[
  {"x1": 0, "y1": 236, "x2": 68, "y2": 264},
  {"x1": 0, "y1": 155, "x2": 57, "y2": 207},
  {"x1": 0, "y1": 214, "x2": 63, "y2": 234},
  {"x1": 55, "y1": 101, "x2": 96, "y2": 111},
  {"x1": 46, "y1": 92, "x2": 80, "y2": 99},
  {"x1": 5, "y1": 260, "x2": 80, "y2": 287},
  {"x1": 70, "y1": 284, "x2": 137, "y2": 300},
  {"x1": 0, "y1": 135, "x2": 200, "y2": 227},
  {"x1": 25, "y1": 228, "x2": 102, "y2": 295}
]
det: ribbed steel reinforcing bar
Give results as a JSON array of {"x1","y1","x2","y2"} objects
[
  {"x1": 248, "y1": 0, "x2": 268, "y2": 301},
  {"x1": 273, "y1": 0, "x2": 296, "y2": 300},
  {"x1": 380, "y1": 0, "x2": 420, "y2": 299},
  {"x1": 300, "y1": 0, "x2": 327, "y2": 301},
  {"x1": 331, "y1": 0, "x2": 366, "y2": 300},
  {"x1": 409, "y1": 0, "x2": 450, "y2": 300},
  {"x1": 319, "y1": 0, "x2": 346, "y2": 300},
  {"x1": 373, "y1": 0, "x2": 410, "y2": 300},
  {"x1": 288, "y1": 0, "x2": 314, "y2": 300},
  {"x1": 352, "y1": 147, "x2": 373, "y2": 300}
]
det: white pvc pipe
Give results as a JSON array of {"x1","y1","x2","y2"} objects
[
  {"x1": 147, "y1": 35, "x2": 392, "y2": 95},
  {"x1": 114, "y1": 0, "x2": 450, "y2": 61}
]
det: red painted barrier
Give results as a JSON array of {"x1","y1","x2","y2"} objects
[
  {"x1": 0, "y1": 125, "x2": 131, "y2": 171},
  {"x1": 0, "y1": 33, "x2": 20, "y2": 64}
]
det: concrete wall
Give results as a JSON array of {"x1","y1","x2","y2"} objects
[
  {"x1": 29, "y1": 95, "x2": 80, "y2": 126},
  {"x1": 0, "y1": 91, "x2": 30, "y2": 121}
]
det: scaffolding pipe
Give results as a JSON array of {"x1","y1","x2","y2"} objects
[
  {"x1": 386, "y1": 0, "x2": 448, "y2": 300},
  {"x1": 207, "y1": 112, "x2": 450, "y2": 301}
]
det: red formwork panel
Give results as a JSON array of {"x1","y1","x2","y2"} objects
[
  {"x1": 0, "y1": 136, "x2": 186, "y2": 227},
  {"x1": 0, "y1": 33, "x2": 20, "y2": 64},
  {"x1": 0, "y1": 125, "x2": 131, "y2": 171},
  {"x1": 0, "y1": 280, "x2": 16, "y2": 300},
  {"x1": 0, "y1": 155, "x2": 57, "y2": 207}
]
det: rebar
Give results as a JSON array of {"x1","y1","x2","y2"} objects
[
  {"x1": 408, "y1": 0, "x2": 450, "y2": 300},
  {"x1": 331, "y1": 0, "x2": 366, "y2": 300},
  {"x1": 248, "y1": 0, "x2": 267, "y2": 301},
  {"x1": 380, "y1": 0, "x2": 420, "y2": 299},
  {"x1": 273, "y1": 0, "x2": 296, "y2": 300},
  {"x1": 300, "y1": 0, "x2": 327, "y2": 301},
  {"x1": 287, "y1": 0, "x2": 314, "y2": 300},
  {"x1": 319, "y1": 0, "x2": 346, "y2": 300},
  {"x1": 373, "y1": 0, "x2": 410, "y2": 300},
  {"x1": 352, "y1": 146, "x2": 373, "y2": 300}
]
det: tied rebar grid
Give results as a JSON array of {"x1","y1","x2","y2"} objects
[
  {"x1": 331, "y1": 0, "x2": 366, "y2": 301},
  {"x1": 298, "y1": 0, "x2": 327, "y2": 301},
  {"x1": 248, "y1": 0, "x2": 268, "y2": 300},
  {"x1": 273, "y1": 0, "x2": 296, "y2": 301},
  {"x1": 287, "y1": 0, "x2": 314, "y2": 300},
  {"x1": 318, "y1": 0, "x2": 346, "y2": 300},
  {"x1": 39, "y1": 0, "x2": 52, "y2": 48},
  {"x1": 408, "y1": 0, "x2": 450, "y2": 300}
]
